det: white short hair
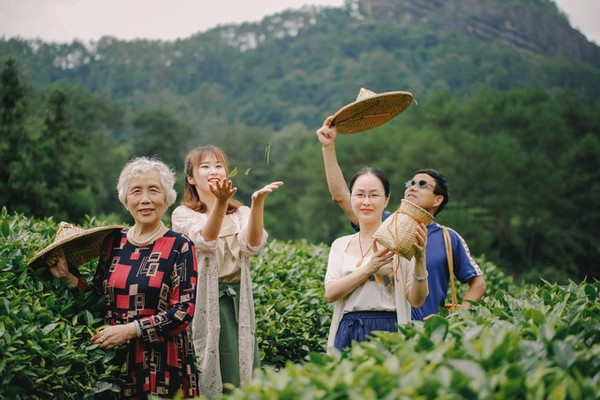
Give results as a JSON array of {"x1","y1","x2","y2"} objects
[{"x1": 117, "y1": 157, "x2": 177, "y2": 208}]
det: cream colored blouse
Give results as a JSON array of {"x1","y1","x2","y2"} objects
[
  {"x1": 171, "y1": 204, "x2": 267, "y2": 398},
  {"x1": 216, "y1": 222, "x2": 242, "y2": 282}
]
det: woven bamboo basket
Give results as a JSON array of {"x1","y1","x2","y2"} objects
[{"x1": 373, "y1": 199, "x2": 433, "y2": 259}]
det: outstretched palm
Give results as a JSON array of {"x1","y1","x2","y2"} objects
[{"x1": 252, "y1": 181, "x2": 284, "y2": 202}]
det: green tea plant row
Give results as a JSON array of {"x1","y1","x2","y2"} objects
[
  {"x1": 0, "y1": 210, "x2": 125, "y2": 399},
  {"x1": 0, "y1": 211, "x2": 335, "y2": 398},
  {"x1": 250, "y1": 238, "x2": 520, "y2": 370},
  {"x1": 1, "y1": 209, "x2": 597, "y2": 399},
  {"x1": 226, "y1": 279, "x2": 600, "y2": 399},
  {"x1": 252, "y1": 239, "x2": 332, "y2": 368}
]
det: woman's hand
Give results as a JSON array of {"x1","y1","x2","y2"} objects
[
  {"x1": 210, "y1": 178, "x2": 237, "y2": 203},
  {"x1": 324, "y1": 240, "x2": 394, "y2": 303},
  {"x1": 46, "y1": 248, "x2": 78, "y2": 288},
  {"x1": 251, "y1": 181, "x2": 283, "y2": 203},
  {"x1": 91, "y1": 323, "x2": 138, "y2": 349},
  {"x1": 203, "y1": 178, "x2": 237, "y2": 241},
  {"x1": 315, "y1": 116, "x2": 337, "y2": 147},
  {"x1": 247, "y1": 181, "x2": 283, "y2": 247},
  {"x1": 366, "y1": 240, "x2": 394, "y2": 275}
]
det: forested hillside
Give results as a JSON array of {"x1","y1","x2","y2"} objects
[
  {"x1": 2, "y1": 0, "x2": 599, "y2": 131},
  {"x1": 1, "y1": 0, "x2": 599, "y2": 282}
]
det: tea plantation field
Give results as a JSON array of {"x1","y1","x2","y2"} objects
[{"x1": 1, "y1": 209, "x2": 598, "y2": 399}]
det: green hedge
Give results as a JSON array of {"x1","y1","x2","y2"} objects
[
  {"x1": 0, "y1": 209, "x2": 124, "y2": 399},
  {"x1": 2, "y1": 209, "x2": 597, "y2": 399},
  {"x1": 0, "y1": 210, "x2": 336, "y2": 398},
  {"x1": 226, "y1": 280, "x2": 600, "y2": 399},
  {"x1": 252, "y1": 239, "x2": 332, "y2": 368}
]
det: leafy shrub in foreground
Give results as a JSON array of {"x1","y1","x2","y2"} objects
[
  {"x1": 252, "y1": 239, "x2": 332, "y2": 368},
  {"x1": 1, "y1": 211, "x2": 334, "y2": 397},
  {"x1": 0, "y1": 209, "x2": 123, "y2": 399},
  {"x1": 226, "y1": 280, "x2": 600, "y2": 399},
  {"x1": 4, "y1": 210, "x2": 589, "y2": 399}
]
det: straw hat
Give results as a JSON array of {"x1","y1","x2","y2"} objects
[
  {"x1": 330, "y1": 88, "x2": 414, "y2": 134},
  {"x1": 373, "y1": 199, "x2": 433, "y2": 260},
  {"x1": 28, "y1": 222, "x2": 124, "y2": 269}
]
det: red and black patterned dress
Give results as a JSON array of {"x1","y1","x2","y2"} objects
[{"x1": 90, "y1": 228, "x2": 199, "y2": 399}]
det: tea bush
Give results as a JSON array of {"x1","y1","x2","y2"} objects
[
  {"x1": 0, "y1": 209, "x2": 124, "y2": 399},
  {"x1": 2, "y1": 209, "x2": 596, "y2": 399},
  {"x1": 252, "y1": 239, "x2": 332, "y2": 368},
  {"x1": 252, "y1": 244, "x2": 520, "y2": 368},
  {"x1": 226, "y1": 280, "x2": 600, "y2": 399},
  {"x1": 0, "y1": 211, "x2": 335, "y2": 397}
]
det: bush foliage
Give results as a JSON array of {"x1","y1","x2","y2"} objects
[
  {"x1": 1, "y1": 211, "x2": 598, "y2": 399},
  {"x1": 0, "y1": 210, "x2": 124, "y2": 399},
  {"x1": 227, "y1": 281, "x2": 600, "y2": 400},
  {"x1": 252, "y1": 239, "x2": 332, "y2": 367}
]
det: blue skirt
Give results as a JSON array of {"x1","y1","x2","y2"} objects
[{"x1": 334, "y1": 311, "x2": 397, "y2": 351}]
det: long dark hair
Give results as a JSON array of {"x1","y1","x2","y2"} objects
[{"x1": 182, "y1": 145, "x2": 243, "y2": 213}]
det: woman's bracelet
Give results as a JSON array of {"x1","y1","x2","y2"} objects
[
  {"x1": 134, "y1": 320, "x2": 142, "y2": 337},
  {"x1": 413, "y1": 271, "x2": 428, "y2": 282}
]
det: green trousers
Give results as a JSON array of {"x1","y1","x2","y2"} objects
[{"x1": 218, "y1": 282, "x2": 260, "y2": 390}]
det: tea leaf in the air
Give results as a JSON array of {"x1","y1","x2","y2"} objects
[{"x1": 265, "y1": 141, "x2": 272, "y2": 165}]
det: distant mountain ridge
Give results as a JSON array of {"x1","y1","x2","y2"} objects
[{"x1": 355, "y1": 0, "x2": 600, "y2": 67}]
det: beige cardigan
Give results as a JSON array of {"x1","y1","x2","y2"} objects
[{"x1": 171, "y1": 205, "x2": 267, "y2": 398}]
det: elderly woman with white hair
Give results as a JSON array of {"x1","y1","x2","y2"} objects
[{"x1": 46, "y1": 157, "x2": 200, "y2": 399}]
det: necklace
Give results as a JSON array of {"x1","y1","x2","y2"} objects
[
  {"x1": 355, "y1": 233, "x2": 374, "y2": 268},
  {"x1": 129, "y1": 222, "x2": 165, "y2": 246}
]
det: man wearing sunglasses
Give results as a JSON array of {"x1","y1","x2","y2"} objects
[{"x1": 316, "y1": 117, "x2": 486, "y2": 320}]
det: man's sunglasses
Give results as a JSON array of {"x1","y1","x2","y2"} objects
[{"x1": 405, "y1": 180, "x2": 434, "y2": 189}]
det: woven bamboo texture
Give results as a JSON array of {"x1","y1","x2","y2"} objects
[
  {"x1": 29, "y1": 222, "x2": 123, "y2": 269},
  {"x1": 331, "y1": 88, "x2": 413, "y2": 134},
  {"x1": 374, "y1": 199, "x2": 434, "y2": 259}
]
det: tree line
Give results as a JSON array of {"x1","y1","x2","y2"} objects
[
  {"x1": 1, "y1": 0, "x2": 599, "y2": 139},
  {"x1": 2, "y1": 57, "x2": 599, "y2": 284}
]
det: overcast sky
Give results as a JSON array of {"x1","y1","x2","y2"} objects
[{"x1": 0, "y1": 0, "x2": 598, "y2": 44}]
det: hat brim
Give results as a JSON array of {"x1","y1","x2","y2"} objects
[
  {"x1": 28, "y1": 225, "x2": 124, "y2": 270},
  {"x1": 331, "y1": 91, "x2": 414, "y2": 134}
]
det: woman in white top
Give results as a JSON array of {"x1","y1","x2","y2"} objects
[
  {"x1": 171, "y1": 145, "x2": 282, "y2": 397},
  {"x1": 325, "y1": 166, "x2": 429, "y2": 353}
]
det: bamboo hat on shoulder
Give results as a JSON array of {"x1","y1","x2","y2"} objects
[
  {"x1": 28, "y1": 222, "x2": 124, "y2": 270},
  {"x1": 330, "y1": 88, "x2": 414, "y2": 134}
]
